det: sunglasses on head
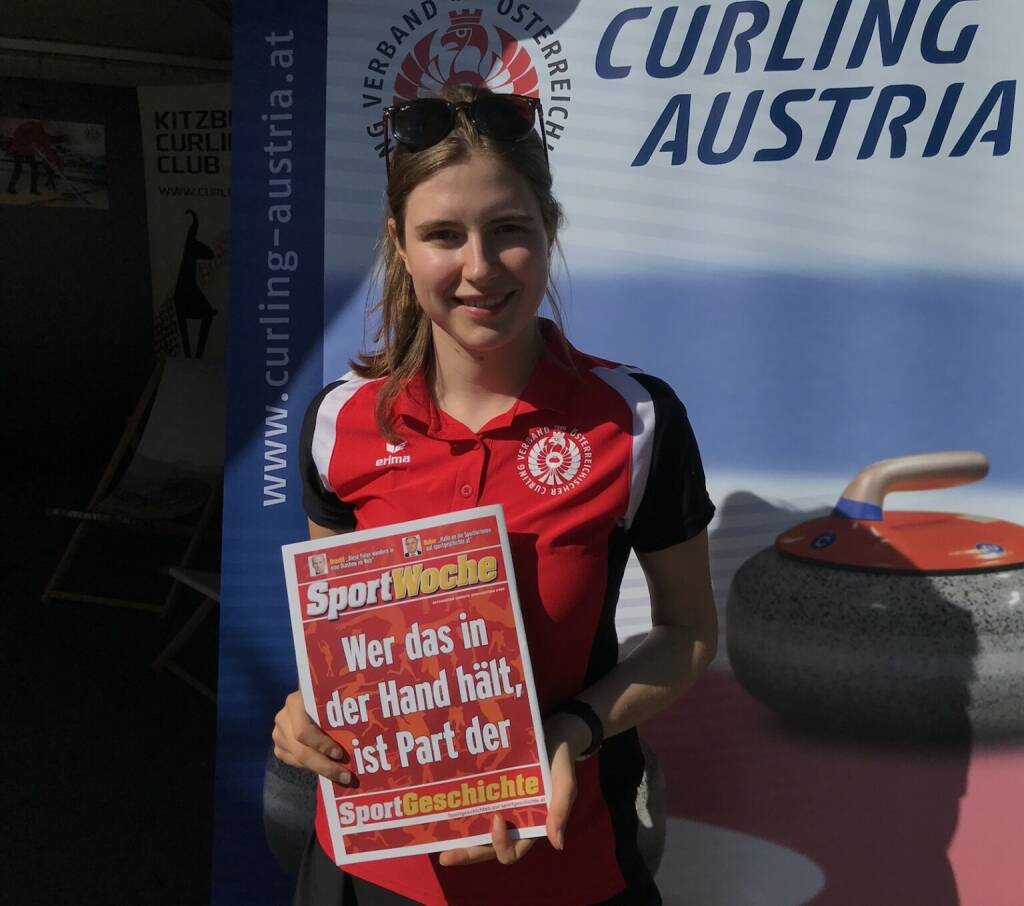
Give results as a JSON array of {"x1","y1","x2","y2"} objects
[{"x1": 382, "y1": 93, "x2": 548, "y2": 175}]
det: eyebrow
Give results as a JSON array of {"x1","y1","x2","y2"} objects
[{"x1": 413, "y1": 212, "x2": 536, "y2": 235}]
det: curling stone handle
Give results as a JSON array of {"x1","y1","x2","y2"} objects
[{"x1": 833, "y1": 451, "x2": 989, "y2": 521}]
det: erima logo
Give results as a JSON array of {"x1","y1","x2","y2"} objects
[{"x1": 376, "y1": 440, "x2": 411, "y2": 467}]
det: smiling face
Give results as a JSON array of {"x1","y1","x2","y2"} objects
[{"x1": 390, "y1": 151, "x2": 551, "y2": 369}]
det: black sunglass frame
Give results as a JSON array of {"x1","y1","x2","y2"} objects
[{"x1": 382, "y1": 95, "x2": 548, "y2": 176}]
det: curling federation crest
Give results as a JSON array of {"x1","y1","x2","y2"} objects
[
  {"x1": 360, "y1": 3, "x2": 573, "y2": 158},
  {"x1": 516, "y1": 426, "x2": 592, "y2": 496},
  {"x1": 394, "y1": 9, "x2": 540, "y2": 100}
]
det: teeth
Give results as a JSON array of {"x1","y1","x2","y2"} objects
[{"x1": 459, "y1": 294, "x2": 507, "y2": 309}]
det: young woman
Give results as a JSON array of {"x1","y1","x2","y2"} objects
[{"x1": 273, "y1": 85, "x2": 718, "y2": 905}]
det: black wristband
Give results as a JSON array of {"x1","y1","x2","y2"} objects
[{"x1": 552, "y1": 700, "x2": 604, "y2": 759}]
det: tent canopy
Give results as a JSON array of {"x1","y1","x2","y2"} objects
[{"x1": 1, "y1": 0, "x2": 231, "y2": 85}]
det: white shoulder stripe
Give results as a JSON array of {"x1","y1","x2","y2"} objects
[
  {"x1": 311, "y1": 371, "x2": 374, "y2": 493},
  {"x1": 591, "y1": 365, "x2": 656, "y2": 530}
]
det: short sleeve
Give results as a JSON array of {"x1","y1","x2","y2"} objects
[
  {"x1": 625, "y1": 374, "x2": 715, "y2": 553},
  {"x1": 299, "y1": 382, "x2": 357, "y2": 533}
]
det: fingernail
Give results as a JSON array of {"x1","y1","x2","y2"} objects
[
  {"x1": 336, "y1": 770, "x2": 351, "y2": 785},
  {"x1": 329, "y1": 747, "x2": 344, "y2": 760}
]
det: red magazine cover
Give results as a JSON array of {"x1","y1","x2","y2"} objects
[{"x1": 281, "y1": 504, "x2": 551, "y2": 864}]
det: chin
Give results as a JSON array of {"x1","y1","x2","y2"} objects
[
  {"x1": 449, "y1": 326, "x2": 521, "y2": 355},
  {"x1": 434, "y1": 301, "x2": 538, "y2": 346}
]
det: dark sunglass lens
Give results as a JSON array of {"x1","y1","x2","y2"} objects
[
  {"x1": 472, "y1": 95, "x2": 536, "y2": 141},
  {"x1": 391, "y1": 99, "x2": 454, "y2": 149}
]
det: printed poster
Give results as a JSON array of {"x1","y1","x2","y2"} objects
[
  {"x1": 138, "y1": 83, "x2": 231, "y2": 360},
  {"x1": 281, "y1": 505, "x2": 550, "y2": 863},
  {"x1": 0, "y1": 117, "x2": 108, "y2": 208}
]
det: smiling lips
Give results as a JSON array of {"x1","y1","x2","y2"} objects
[{"x1": 454, "y1": 292, "x2": 513, "y2": 313}]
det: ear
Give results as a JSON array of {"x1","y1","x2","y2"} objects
[{"x1": 387, "y1": 217, "x2": 409, "y2": 273}]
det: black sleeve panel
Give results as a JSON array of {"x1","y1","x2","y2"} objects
[
  {"x1": 298, "y1": 381, "x2": 357, "y2": 532},
  {"x1": 625, "y1": 373, "x2": 715, "y2": 553}
]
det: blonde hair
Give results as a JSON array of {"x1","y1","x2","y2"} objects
[{"x1": 351, "y1": 85, "x2": 566, "y2": 441}]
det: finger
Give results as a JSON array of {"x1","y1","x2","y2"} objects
[
  {"x1": 271, "y1": 725, "x2": 301, "y2": 768},
  {"x1": 278, "y1": 692, "x2": 350, "y2": 764},
  {"x1": 301, "y1": 748, "x2": 354, "y2": 785},
  {"x1": 491, "y1": 813, "x2": 514, "y2": 865},
  {"x1": 284, "y1": 693, "x2": 348, "y2": 757},
  {"x1": 491, "y1": 814, "x2": 536, "y2": 866},
  {"x1": 545, "y1": 769, "x2": 577, "y2": 851},
  {"x1": 511, "y1": 838, "x2": 535, "y2": 863},
  {"x1": 296, "y1": 722, "x2": 349, "y2": 763},
  {"x1": 278, "y1": 718, "x2": 352, "y2": 783},
  {"x1": 272, "y1": 703, "x2": 348, "y2": 784},
  {"x1": 438, "y1": 845, "x2": 496, "y2": 867},
  {"x1": 545, "y1": 791, "x2": 574, "y2": 850}
]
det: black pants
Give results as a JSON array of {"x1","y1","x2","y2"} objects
[
  {"x1": 293, "y1": 832, "x2": 662, "y2": 906},
  {"x1": 7, "y1": 154, "x2": 39, "y2": 194}
]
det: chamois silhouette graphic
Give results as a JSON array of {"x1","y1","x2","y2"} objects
[{"x1": 174, "y1": 209, "x2": 218, "y2": 358}]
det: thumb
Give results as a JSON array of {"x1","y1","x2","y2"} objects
[{"x1": 546, "y1": 760, "x2": 577, "y2": 851}]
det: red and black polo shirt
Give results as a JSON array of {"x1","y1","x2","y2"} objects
[{"x1": 299, "y1": 321, "x2": 714, "y2": 905}]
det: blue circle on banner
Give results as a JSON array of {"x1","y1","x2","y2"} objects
[{"x1": 811, "y1": 532, "x2": 837, "y2": 550}]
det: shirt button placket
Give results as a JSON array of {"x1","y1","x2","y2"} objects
[{"x1": 452, "y1": 439, "x2": 485, "y2": 508}]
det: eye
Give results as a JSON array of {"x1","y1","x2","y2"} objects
[
  {"x1": 492, "y1": 225, "x2": 532, "y2": 247},
  {"x1": 425, "y1": 228, "x2": 459, "y2": 243}
]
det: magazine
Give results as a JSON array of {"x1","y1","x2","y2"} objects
[{"x1": 281, "y1": 504, "x2": 551, "y2": 863}]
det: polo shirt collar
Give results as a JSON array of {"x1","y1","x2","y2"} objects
[
  {"x1": 392, "y1": 318, "x2": 579, "y2": 437},
  {"x1": 513, "y1": 318, "x2": 577, "y2": 419}
]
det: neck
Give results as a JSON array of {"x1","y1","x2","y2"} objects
[{"x1": 430, "y1": 320, "x2": 544, "y2": 431}]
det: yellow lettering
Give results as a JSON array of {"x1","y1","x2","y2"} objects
[
  {"x1": 478, "y1": 556, "x2": 497, "y2": 582},
  {"x1": 525, "y1": 776, "x2": 539, "y2": 794},
  {"x1": 457, "y1": 553, "x2": 478, "y2": 586},
  {"x1": 390, "y1": 564, "x2": 421, "y2": 599},
  {"x1": 420, "y1": 566, "x2": 440, "y2": 594},
  {"x1": 439, "y1": 563, "x2": 457, "y2": 589}
]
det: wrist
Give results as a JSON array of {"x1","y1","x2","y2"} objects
[
  {"x1": 547, "y1": 712, "x2": 591, "y2": 760},
  {"x1": 549, "y1": 700, "x2": 604, "y2": 760}
]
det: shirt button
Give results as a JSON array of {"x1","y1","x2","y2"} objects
[{"x1": 460, "y1": 484, "x2": 473, "y2": 498}]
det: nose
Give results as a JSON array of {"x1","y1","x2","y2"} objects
[{"x1": 461, "y1": 232, "x2": 499, "y2": 284}]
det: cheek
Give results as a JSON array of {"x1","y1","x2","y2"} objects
[
  {"x1": 504, "y1": 244, "x2": 549, "y2": 283},
  {"x1": 407, "y1": 250, "x2": 458, "y2": 295}
]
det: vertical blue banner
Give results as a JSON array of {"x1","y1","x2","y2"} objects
[{"x1": 215, "y1": 1, "x2": 326, "y2": 901}]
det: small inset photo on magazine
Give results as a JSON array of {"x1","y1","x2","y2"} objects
[
  {"x1": 307, "y1": 553, "x2": 328, "y2": 576},
  {"x1": 401, "y1": 534, "x2": 422, "y2": 558}
]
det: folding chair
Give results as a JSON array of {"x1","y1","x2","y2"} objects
[
  {"x1": 152, "y1": 566, "x2": 220, "y2": 701},
  {"x1": 43, "y1": 356, "x2": 224, "y2": 614}
]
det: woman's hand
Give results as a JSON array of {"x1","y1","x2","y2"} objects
[
  {"x1": 438, "y1": 711, "x2": 589, "y2": 867},
  {"x1": 272, "y1": 690, "x2": 353, "y2": 785}
]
